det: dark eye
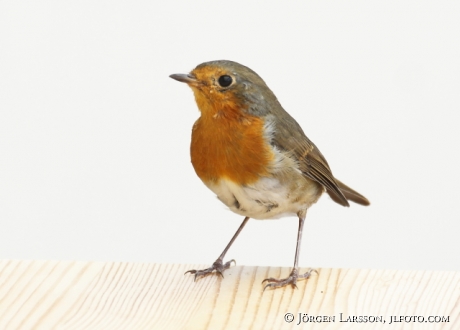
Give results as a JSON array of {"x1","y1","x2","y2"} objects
[{"x1": 218, "y1": 75, "x2": 233, "y2": 87}]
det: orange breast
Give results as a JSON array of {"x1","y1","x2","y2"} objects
[{"x1": 191, "y1": 105, "x2": 274, "y2": 186}]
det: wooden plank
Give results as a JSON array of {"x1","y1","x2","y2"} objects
[{"x1": 0, "y1": 260, "x2": 458, "y2": 329}]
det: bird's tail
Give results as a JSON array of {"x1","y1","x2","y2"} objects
[{"x1": 333, "y1": 178, "x2": 370, "y2": 206}]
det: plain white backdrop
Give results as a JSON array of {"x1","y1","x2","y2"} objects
[{"x1": 1, "y1": 1, "x2": 459, "y2": 272}]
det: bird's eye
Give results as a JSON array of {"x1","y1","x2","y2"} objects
[{"x1": 218, "y1": 75, "x2": 233, "y2": 88}]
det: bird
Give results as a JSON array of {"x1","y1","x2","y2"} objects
[{"x1": 169, "y1": 60, "x2": 369, "y2": 290}]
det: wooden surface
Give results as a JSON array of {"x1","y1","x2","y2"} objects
[{"x1": 0, "y1": 261, "x2": 458, "y2": 329}]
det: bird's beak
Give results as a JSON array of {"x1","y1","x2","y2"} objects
[{"x1": 169, "y1": 73, "x2": 200, "y2": 87}]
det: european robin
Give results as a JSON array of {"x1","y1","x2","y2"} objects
[{"x1": 170, "y1": 60, "x2": 369, "y2": 290}]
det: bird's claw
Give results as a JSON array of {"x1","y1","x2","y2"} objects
[
  {"x1": 185, "y1": 258, "x2": 236, "y2": 281},
  {"x1": 263, "y1": 268, "x2": 316, "y2": 291}
]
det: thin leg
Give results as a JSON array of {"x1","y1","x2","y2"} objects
[
  {"x1": 185, "y1": 217, "x2": 249, "y2": 281},
  {"x1": 263, "y1": 210, "x2": 316, "y2": 290},
  {"x1": 292, "y1": 212, "x2": 305, "y2": 270}
]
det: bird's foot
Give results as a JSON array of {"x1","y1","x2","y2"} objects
[
  {"x1": 262, "y1": 268, "x2": 317, "y2": 290},
  {"x1": 185, "y1": 258, "x2": 235, "y2": 281}
]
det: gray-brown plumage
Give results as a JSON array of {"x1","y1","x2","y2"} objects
[{"x1": 198, "y1": 60, "x2": 369, "y2": 208}]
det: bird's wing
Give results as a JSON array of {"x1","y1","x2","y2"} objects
[{"x1": 269, "y1": 113, "x2": 350, "y2": 207}]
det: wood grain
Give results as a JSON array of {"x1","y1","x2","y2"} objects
[{"x1": 0, "y1": 261, "x2": 458, "y2": 329}]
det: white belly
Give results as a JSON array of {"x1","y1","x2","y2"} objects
[{"x1": 205, "y1": 175, "x2": 323, "y2": 220}]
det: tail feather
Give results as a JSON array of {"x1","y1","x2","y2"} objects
[{"x1": 327, "y1": 178, "x2": 370, "y2": 206}]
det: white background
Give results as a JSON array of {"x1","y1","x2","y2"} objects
[{"x1": 1, "y1": 1, "x2": 459, "y2": 272}]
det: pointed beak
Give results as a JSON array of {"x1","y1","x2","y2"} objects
[{"x1": 169, "y1": 73, "x2": 200, "y2": 86}]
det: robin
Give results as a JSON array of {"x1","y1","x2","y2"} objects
[{"x1": 170, "y1": 60, "x2": 369, "y2": 290}]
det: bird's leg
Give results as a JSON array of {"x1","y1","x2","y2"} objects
[
  {"x1": 185, "y1": 216, "x2": 249, "y2": 281},
  {"x1": 263, "y1": 210, "x2": 316, "y2": 290}
]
